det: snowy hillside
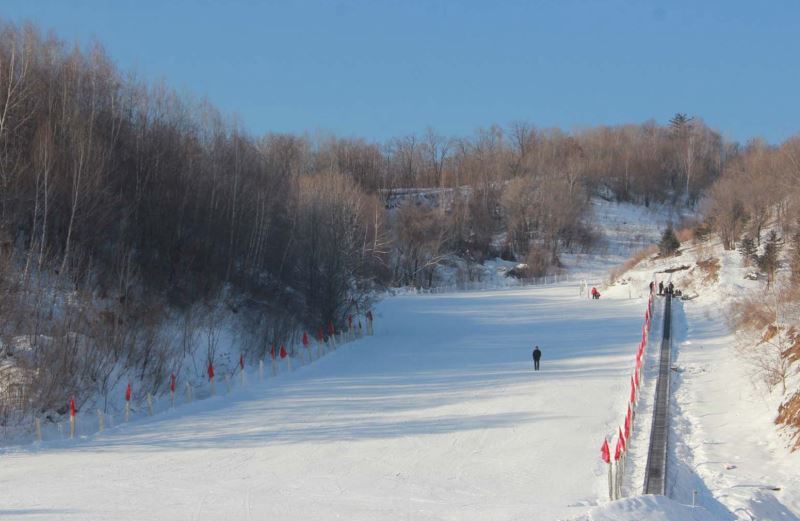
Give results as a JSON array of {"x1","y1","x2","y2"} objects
[
  {"x1": 2, "y1": 202, "x2": 798, "y2": 521},
  {"x1": 588, "y1": 231, "x2": 800, "y2": 520},
  {"x1": 434, "y1": 197, "x2": 689, "y2": 289}
]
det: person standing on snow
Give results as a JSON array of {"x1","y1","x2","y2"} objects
[
  {"x1": 532, "y1": 346, "x2": 542, "y2": 371},
  {"x1": 658, "y1": 281, "x2": 664, "y2": 295}
]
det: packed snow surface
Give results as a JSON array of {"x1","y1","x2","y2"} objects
[
  {"x1": 0, "y1": 284, "x2": 652, "y2": 520},
  {"x1": 3, "y1": 201, "x2": 799, "y2": 521}
]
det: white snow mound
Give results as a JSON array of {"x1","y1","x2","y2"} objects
[{"x1": 571, "y1": 495, "x2": 719, "y2": 521}]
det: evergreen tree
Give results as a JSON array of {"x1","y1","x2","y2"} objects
[
  {"x1": 738, "y1": 236, "x2": 757, "y2": 266},
  {"x1": 669, "y1": 113, "x2": 694, "y2": 135},
  {"x1": 659, "y1": 226, "x2": 681, "y2": 256},
  {"x1": 757, "y1": 230, "x2": 782, "y2": 288},
  {"x1": 789, "y1": 229, "x2": 800, "y2": 284}
]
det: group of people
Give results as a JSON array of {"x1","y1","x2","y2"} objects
[{"x1": 657, "y1": 280, "x2": 675, "y2": 296}]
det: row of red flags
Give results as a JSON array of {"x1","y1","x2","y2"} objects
[
  {"x1": 601, "y1": 287, "x2": 654, "y2": 465},
  {"x1": 68, "y1": 312, "x2": 375, "y2": 417}
]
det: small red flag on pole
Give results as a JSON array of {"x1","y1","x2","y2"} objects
[
  {"x1": 270, "y1": 345, "x2": 276, "y2": 360},
  {"x1": 328, "y1": 322, "x2": 335, "y2": 336},
  {"x1": 125, "y1": 382, "x2": 132, "y2": 402},
  {"x1": 208, "y1": 361, "x2": 215, "y2": 380},
  {"x1": 70, "y1": 397, "x2": 76, "y2": 418},
  {"x1": 170, "y1": 373, "x2": 176, "y2": 393},
  {"x1": 619, "y1": 427, "x2": 626, "y2": 452},
  {"x1": 303, "y1": 332, "x2": 309, "y2": 347},
  {"x1": 348, "y1": 314, "x2": 352, "y2": 328},
  {"x1": 601, "y1": 438, "x2": 610, "y2": 464},
  {"x1": 614, "y1": 436, "x2": 623, "y2": 461},
  {"x1": 625, "y1": 407, "x2": 631, "y2": 438},
  {"x1": 317, "y1": 328, "x2": 324, "y2": 341},
  {"x1": 280, "y1": 345, "x2": 287, "y2": 359}
]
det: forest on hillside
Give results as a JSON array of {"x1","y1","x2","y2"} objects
[{"x1": 1, "y1": 21, "x2": 800, "y2": 422}]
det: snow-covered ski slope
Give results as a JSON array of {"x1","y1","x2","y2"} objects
[
  {"x1": 0, "y1": 284, "x2": 653, "y2": 521},
  {"x1": 11, "y1": 199, "x2": 794, "y2": 521}
]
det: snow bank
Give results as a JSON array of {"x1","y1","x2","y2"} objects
[{"x1": 571, "y1": 495, "x2": 718, "y2": 521}]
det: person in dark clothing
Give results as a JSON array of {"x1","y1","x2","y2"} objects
[
  {"x1": 532, "y1": 346, "x2": 542, "y2": 371},
  {"x1": 658, "y1": 281, "x2": 664, "y2": 295},
  {"x1": 649, "y1": 281, "x2": 654, "y2": 294},
  {"x1": 668, "y1": 282, "x2": 674, "y2": 295}
]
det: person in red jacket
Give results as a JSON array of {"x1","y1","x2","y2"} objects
[{"x1": 591, "y1": 287, "x2": 601, "y2": 299}]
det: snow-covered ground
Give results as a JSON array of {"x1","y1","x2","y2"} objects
[
  {"x1": 2, "y1": 201, "x2": 798, "y2": 521},
  {"x1": 0, "y1": 284, "x2": 652, "y2": 521},
  {"x1": 582, "y1": 232, "x2": 800, "y2": 520}
]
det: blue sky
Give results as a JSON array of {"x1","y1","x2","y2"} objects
[{"x1": 4, "y1": 1, "x2": 798, "y2": 143}]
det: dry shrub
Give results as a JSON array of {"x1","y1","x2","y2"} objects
[
  {"x1": 696, "y1": 257, "x2": 720, "y2": 284},
  {"x1": 784, "y1": 328, "x2": 800, "y2": 365},
  {"x1": 675, "y1": 225, "x2": 695, "y2": 243},
  {"x1": 776, "y1": 392, "x2": 800, "y2": 450},
  {"x1": 762, "y1": 324, "x2": 779, "y2": 343},
  {"x1": 728, "y1": 295, "x2": 775, "y2": 332},
  {"x1": 524, "y1": 247, "x2": 551, "y2": 278},
  {"x1": 609, "y1": 245, "x2": 657, "y2": 283}
]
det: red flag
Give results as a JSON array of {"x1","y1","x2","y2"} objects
[
  {"x1": 303, "y1": 332, "x2": 309, "y2": 347},
  {"x1": 240, "y1": 353, "x2": 245, "y2": 370},
  {"x1": 619, "y1": 427, "x2": 626, "y2": 451},
  {"x1": 366, "y1": 310, "x2": 373, "y2": 322},
  {"x1": 630, "y1": 377, "x2": 636, "y2": 403},
  {"x1": 634, "y1": 369, "x2": 640, "y2": 388},
  {"x1": 601, "y1": 438, "x2": 610, "y2": 464},
  {"x1": 328, "y1": 322, "x2": 335, "y2": 336},
  {"x1": 317, "y1": 328, "x2": 324, "y2": 341},
  {"x1": 270, "y1": 345, "x2": 276, "y2": 360},
  {"x1": 348, "y1": 314, "x2": 353, "y2": 328},
  {"x1": 208, "y1": 361, "x2": 215, "y2": 380},
  {"x1": 614, "y1": 436, "x2": 623, "y2": 461},
  {"x1": 125, "y1": 382, "x2": 132, "y2": 402},
  {"x1": 280, "y1": 345, "x2": 287, "y2": 359},
  {"x1": 70, "y1": 397, "x2": 76, "y2": 418},
  {"x1": 625, "y1": 407, "x2": 631, "y2": 438},
  {"x1": 170, "y1": 373, "x2": 176, "y2": 393}
]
